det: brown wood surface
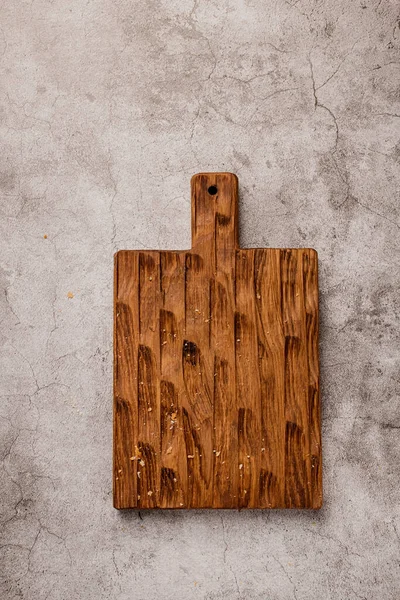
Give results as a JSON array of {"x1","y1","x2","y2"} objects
[{"x1": 113, "y1": 173, "x2": 322, "y2": 509}]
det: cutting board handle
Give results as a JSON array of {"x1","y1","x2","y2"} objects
[{"x1": 191, "y1": 172, "x2": 239, "y2": 251}]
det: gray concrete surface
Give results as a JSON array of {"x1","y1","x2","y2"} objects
[{"x1": 1, "y1": 0, "x2": 399, "y2": 598}]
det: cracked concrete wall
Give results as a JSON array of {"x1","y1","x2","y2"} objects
[{"x1": 0, "y1": 0, "x2": 399, "y2": 598}]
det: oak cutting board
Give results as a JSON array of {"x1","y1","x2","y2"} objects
[{"x1": 114, "y1": 172, "x2": 322, "y2": 509}]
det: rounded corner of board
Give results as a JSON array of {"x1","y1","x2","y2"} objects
[
  {"x1": 114, "y1": 249, "x2": 124, "y2": 263},
  {"x1": 311, "y1": 491, "x2": 323, "y2": 510},
  {"x1": 307, "y1": 247, "x2": 319, "y2": 260}
]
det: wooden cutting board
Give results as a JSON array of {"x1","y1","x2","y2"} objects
[{"x1": 114, "y1": 172, "x2": 322, "y2": 509}]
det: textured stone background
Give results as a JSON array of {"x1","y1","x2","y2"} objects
[{"x1": 1, "y1": 0, "x2": 399, "y2": 598}]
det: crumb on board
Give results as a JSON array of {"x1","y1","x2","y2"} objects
[
  {"x1": 166, "y1": 446, "x2": 172, "y2": 455},
  {"x1": 147, "y1": 490, "x2": 153, "y2": 496},
  {"x1": 67, "y1": 291, "x2": 74, "y2": 299},
  {"x1": 134, "y1": 445, "x2": 142, "y2": 459},
  {"x1": 187, "y1": 454, "x2": 195, "y2": 459},
  {"x1": 43, "y1": 234, "x2": 48, "y2": 239},
  {"x1": 139, "y1": 460, "x2": 145, "y2": 467},
  {"x1": 147, "y1": 407, "x2": 152, "y2": 412},
  {"x1": 239, "y1": 463, "x2": 243, "y2": 469}
]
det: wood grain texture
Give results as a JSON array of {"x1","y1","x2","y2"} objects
[{"x1": 114, "y1": 173, "x2": 322, "y2": 509}]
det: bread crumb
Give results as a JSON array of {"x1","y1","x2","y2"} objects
[
  {"x1": 67, "y1": 291, "x2": 74, "y2": 299},
  {"x1": 187, "y1": 454, "x2": 195, "y2": 459},
  {"x1": 166, "y1": 446, "x2": 172, "y2": 455},
  {"x1": 118, "y1": 469, "x2": 122, "y2": 473},
  {"x1": 239, "y1": 463, "x2": 243, "y2": 469},
  {"x1": 43, "y1": 234, "x2": 48, "y2": 239},
  {"x1": 215, "y1": 451, "x2": 221, "y2": 457},
  {"x1": 147, "y1": 407, "x2": 152, "y2": 412},
  {"x1": 139, "y1": 460, "x2": 145, "y2": 467},
  {"x1": 147, "y1": 490, "x2": 153, "y2": 496}
]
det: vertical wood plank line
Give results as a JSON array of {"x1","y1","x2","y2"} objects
[
  {"x1": 234, "y1": 250, "x2": 238, "y2": 507},
  {"x1": 184, "y1": 255, "x2": 187, "y2": 333},
  {"x1": 113, "y1": 253, "x2": 118, "y2": 506},
  {"x1": 114, "y1": 251, "x2": 139, "y2": 508},
  {"x1": 159, "y1": 253, "x2": 162, "y2": 507},
  {"x1": 138, "y1": 255, "x2": 141, "y2": 337}
]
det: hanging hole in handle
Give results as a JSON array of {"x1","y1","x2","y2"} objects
[{"x1": 208, "y1": 185, "x2": 218, "y2": 195}]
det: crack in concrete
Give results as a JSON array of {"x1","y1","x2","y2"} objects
[
  {"x1": 272, "y1": 556, "x2": 299, "y2": 600},
  {"x1": 309, "y1": 57, "x2": 339, "y2": 153},
  {"x1": 220, "y1": 515, "x2": 241, "y2": 598}
]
